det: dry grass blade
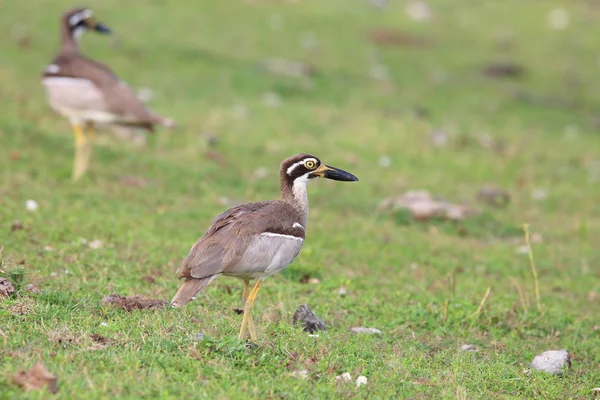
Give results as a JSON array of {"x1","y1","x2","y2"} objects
[{"x1": 523, "y1": 224, "x2": 543, "y2": 313}]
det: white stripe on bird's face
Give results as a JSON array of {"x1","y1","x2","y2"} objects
[
  {"x1": 69, "y1": 9, "x2": 93, "y2": 27},
  {"x1": 286, "y1": 158, "x2": 318, "y2": 176}
]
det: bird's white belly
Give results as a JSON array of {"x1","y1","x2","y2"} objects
[
  {"x1": 42, "y1": 77, "x2": 117, "y2": 124},
  {"x1": 226, "y1": 233, "x2": 304, "y2": 280}
]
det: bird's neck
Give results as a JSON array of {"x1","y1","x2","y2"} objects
[
  {"x1": 60, "y1": 25, "x2": 80, "y2": 53},
  {"x1": 281, "y1": 175, "x2": 309, "y2": 227}
]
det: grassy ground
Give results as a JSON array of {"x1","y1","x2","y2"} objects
[{"x1": 1, "y1": 0, "x2": 599, "y2": 398}]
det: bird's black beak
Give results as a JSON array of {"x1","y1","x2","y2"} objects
[
  {"x1": 313, "y1": 164, "x2": 359, "y2": 182},
  {"x1": 94, "y1": 22, "x2": 111, "y2": 34}
]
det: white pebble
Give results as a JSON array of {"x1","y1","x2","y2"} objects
[
  {"x1": 547, "y1": 8, "x2": 569, "y2": 30},
  {"x1": 405, "y1": 1, "x2": 432, "y2": 22},
  {"x1": 292, "y1": 370, "x2": 308, "y2": 379},
  {"x1": 355, "y1": 375, "x2": 368, "y2": 387},
  {"x1": 461, "y1": 344, "x2": 478, "y2": 352},
  {"x1": 378, "y1": 155, "x2": 391, "y2": 168},
  {"x1": 351, "y1": 327, "x2": 382, "y2": 335},
  {"x1": 335, "y1": 372, "x2": 352, "y2": 383},
  {"x1": 100, "y1": 322, "x2": 108, "y2": 327},
  {"x1": 25, "y1": 199, "x2": 38, "y2": 211},
  {"x1": 531, "y1": 349, "x2": 571, "y2": 375},
  {"x1": 337, "y1": 287, "x2": 348, "y2": 297},
  {"x1": 89, "y1": 240, "x2": 104, "y2": 249}
]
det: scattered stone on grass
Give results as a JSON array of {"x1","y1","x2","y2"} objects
[
  {"x1": 0, "y1": 278, "x2": 15, "y2": 299},
  {"x1": 461, "y1": 344, "x2": 478, "y2": 352},
  {"x1": 291, "y1": 370, "x2": 308, "y2": 379},
  {"x1": 405, "y1": 1, "x2": 432, "y2": 22},
  {"x1": 102, "y1": 294, "x2": 166, "y2": 312},
  {"x1": 11, "y1": 362, "x2": 58, "y2": 393},
  {"x1": 531, "y1": 349, "x2": 571, "y2": 375},
  {"x1": 260, "y1": 58, "x2": 316, "y2": 78},
  {"x1": 483, "y1": 62, "x2": 525, "y2": 79},
  {"x1": 379, "y1": 190, "x2": 475, "y2": 221},
  {"x1": 335, "y1": 372, "x2": 352, "y2": 383},
  {"x1": 367, "y1": 29, "x2": 432, "y2": 47},
  {"x1": 351, "y1": 327, "x2": 382, "y2": 335},
  {"x1": 476, "y1": 187, "x2": 510, "y2": 208},
  {"x1": 356, "y1": 375, "x2": 368, "y2": 387},
  {"x1": 90, "y1": 334, "x2": 109, "y2": 346},
  {"x1": 191, "y1": 333, "x2": 204, "y2": 341},
  {"x1": 11, "y1": 221, "x2": 24, "y2": 232},
  {"x1": 88, "y1": 240, "x2": 104, "y2": 249},
  {"x1": 120, "y1": 175, "x2": 149, "y2": 188},
  {"x1": 337, "y1": 287, "x2": 348, "y2": 297},
  {"x1": 25, "y1": 199, "x2": 38, "y2": 212},
  {"x1": 292, "y1": 304, "x2": 326, "y2": 333},
  {"x1": 25, "y1": 284, "x2": 40, "y2": 294}
]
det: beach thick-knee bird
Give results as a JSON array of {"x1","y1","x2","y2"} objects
[
  {"x1": 171, "y1": 154, "x2": 358, "y2": 340},
  {"x1": 41, "y1": 8, "x2": 174, "y2": 180}
]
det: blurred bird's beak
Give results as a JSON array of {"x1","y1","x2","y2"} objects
[
  {"x1": 86, "y1": 17, "x2": 111, "y2": 34},
  {"x1": 312, "y1": 164, "x2": 359, "y2": 182}
]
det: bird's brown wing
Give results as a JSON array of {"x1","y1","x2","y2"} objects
[
  {"x1": 171, "y1": 201, "x2": 304, "y2": 307},
  {"x1": 180, "y1": 201, "x2": 304, "y2": 278},
  {"x1": 44, "y1": 54, "x2": 172, "y2": 129}
]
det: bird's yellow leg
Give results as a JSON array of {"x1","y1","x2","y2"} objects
[
  {"x1": 72, "y1": 123, "x2": 90, "y2": 181},
  {"x1": 241, "y1": 280, "x2": 256, "y2": 339},
  {"x1": 85, "y1": 121, "x2": 96, "y2": 142},
  {"x1": 238, "y1": 280, "x2": 262, "y2": 341}
]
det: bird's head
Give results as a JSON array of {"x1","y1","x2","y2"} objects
[
  {"x1": 62, "y1": 8, "x2": 111, "y2": 40},
  {"x1": 281, "y1": 153, "x2": 359, "y2": 184}
]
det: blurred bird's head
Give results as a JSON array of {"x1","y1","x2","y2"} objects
[{"x1": 62, "y1": 8, "x2": 111, "y2": 40}]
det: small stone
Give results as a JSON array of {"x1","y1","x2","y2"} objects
[
  {"x1": 476, "y1": 187, "x2": 510, "y2": 208},
  {"x1": 99, "y1": 322, "x2": 108, "y2": 327},
  {"x1": 356, "y1": 375, "x2": 368, "y2": 387},
  {"x1": 308, "y1": 278, "x2": 319, "y2": 284},
  {"x1": 531, "y1": 349, "x2": 571, "y2": 375},
  {"x1": 192, "y1": 333, "x2": 204, "y2": 341},
  {"x1": 378, "y1": 155, "x2": 391, "y2": 168},
  {"x1": 262, "y1": 92, "x2": 282, "y2": 108},
  {"x1": 405, "y1": 1, "x2": 432, "y2": 22},
  {"x1": 50, "y1": 272, "x2": 58, "y2": 277},
  {"x1": 531, "y1": 188, "x2": 548, "y2": 201},
  {"x1": 25, "y1": 200, "x2": 38, "y2": 212},
  {"x1": 516, "y1": 245, "x2": 530, "y2": 255},
  {"x1": 430, "y1": 130, "x2": 448, "y2": 148},
  {"x1": 26, "y1": 284, "x2": 40, "y2": 294},
  {"x1": 335, "y1": 372, "x2": 352, "y2": 383},
  {"x1": 291, "y1": 370, "x2": 308, "y2": 379},
  {"x1": 547, "y1": 8, "x2": 569, "y2": 30},
  {"x1": 351, "y1": 327, "x2": 382, "y2": 335},
  {"x1": 461, "y1": 344, "x2": 478, "y2": 352},
  {"x1": 337, "y1": 287, "x2": 347, "y2": 297},
  {"x1": 292, "y1": 304, "x2": 326, "y2": 333},
  {"x1": 89, "y1": 240, "x2": 104, "y2": 249},
  {"x1": 0, "y1": 278, "x2": 16, "y2": 299}
]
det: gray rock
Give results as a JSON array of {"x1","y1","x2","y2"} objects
[
  {"x1": 351, "y1": 327, "x2": 382, "y2": 335},
  {"x1": 293, "y1": 304, "x2": 326, "y2": 333},
  {"x1": 461, "y1": 344, "x2": 478, "y2": 352},
  {"x1": 531, "y1": 349, "x2": 571, "y2": 375}
]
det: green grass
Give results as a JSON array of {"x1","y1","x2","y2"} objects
[{"x1": 1, "y1": 0, "x2": 599, "y2": 398}]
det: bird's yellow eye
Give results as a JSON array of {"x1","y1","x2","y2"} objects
[{"x1": 304, "y1": 160, "x2": 316, "y2": 169}]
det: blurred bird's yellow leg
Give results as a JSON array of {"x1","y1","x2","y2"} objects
[
  {"x1": 72, "y1": 123, "x2": 92, "y2": 181},
  {"x1": 239, "y1": 280, "x2": 262, "y2": 341},
  {"x1": 241, "y1": 281, "x2": 256, "y2": 339}
]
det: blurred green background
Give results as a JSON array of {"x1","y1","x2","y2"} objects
[{"x1": 1, "y1": 1, "x2": 599, "y2": 398}]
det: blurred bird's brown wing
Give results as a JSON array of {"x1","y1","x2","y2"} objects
[{"x1": 43, "y1": 54, "x2": 172, "y2": 129}]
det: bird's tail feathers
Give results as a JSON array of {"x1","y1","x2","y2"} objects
[{"x1": 170, "y1": 276, "x2": 217, "y2": 308}]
